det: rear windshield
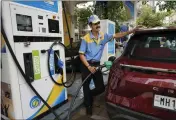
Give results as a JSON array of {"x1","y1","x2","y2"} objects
[{"x1": 125, "y1": 31, "x2": 176, "y2": 63}]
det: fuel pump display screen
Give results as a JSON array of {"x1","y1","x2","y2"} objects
[
  {"x1": 16, "y1": 14, "x2": 33, "y2": 31},
  {"x1": 48, "y1": 19, "x2": 59, "y2": 33}
]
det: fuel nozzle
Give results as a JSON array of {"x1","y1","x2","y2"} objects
[
  {"x1": 104, "y1": 56, "x2": 116, "y2": 70},
  {"x1": 97, "y1": 61, "x2": 113, "y2": 70},
  {"x1": 104, "y1": 61, "x2": 113, "y2": 70},
  {"x1": 57, "y1": 59, "x2": 64, "y2": 69}
]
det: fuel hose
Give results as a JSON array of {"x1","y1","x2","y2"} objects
[
  {"x1": 47, "y1": 40, "x2": 76, "y2": 88},
  {"x1": 67, "y1": 62, "x2": 113, "y2": 120},
  {"x1": 47, "y1": 1, "x2": 77, "y2": 88}
]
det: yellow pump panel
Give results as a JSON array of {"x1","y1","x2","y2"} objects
[{"x1": 63, "y1": 11, "x2": 72, "y2": 47}]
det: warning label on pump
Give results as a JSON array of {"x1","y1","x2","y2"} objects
[{"x1": 32, "y1": 50, "x2": 41, "y2": 80}]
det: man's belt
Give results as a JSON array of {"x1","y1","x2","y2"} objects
[{"x1": 88, "y1": 60, "x2": 100, "y2": 64}]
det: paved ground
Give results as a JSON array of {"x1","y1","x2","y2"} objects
[
  {"x1": 71, "y1": 92, "x2": 110, "y2": 120},
  {"x1": 41, "y1": 73, "x2": 110, "y2": 120}
]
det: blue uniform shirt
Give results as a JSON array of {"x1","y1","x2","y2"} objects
[{"x1": 79, "y1": 31, "x2": 113, "y2": 62}]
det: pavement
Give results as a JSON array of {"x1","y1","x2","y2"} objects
[
  {"x1": 41, "y1": 71, "x2": 110, "y2": 120},
  {"x1": 71, "y1": 92, "x2": 110, "y2": 120}
]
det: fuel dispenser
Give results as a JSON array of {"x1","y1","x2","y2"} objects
[
  {"x1": 1, "y1": 1, "x2": 67, "y2": 119},
  {"x1": 98, "y1": 20, "x2": 116, "y2": 86},
  {"x1": 100, "y1": 20, "x2": 116, "y2": 67}
]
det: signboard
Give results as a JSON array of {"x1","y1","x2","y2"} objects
[
  {"x1": 108, "y1": 23, "x2": 115, "y2": 56},
  {"x1": 123, "y1": 1, "x2": 135, "y2": 19},
  {"x1": 14, "y1": 1, "x2": 58, "y2": 13}
]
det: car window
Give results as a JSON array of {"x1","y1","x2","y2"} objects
[
  {"x1": 125, "y1": 31, "x2": 176, "y2": 63},
  {"x1": 144, "y1": 36, "x2": 176, "y2": 49}
]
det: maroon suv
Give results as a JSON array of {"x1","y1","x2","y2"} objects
[{"x1": 106, "y1": 28, "x2": 176, "y2": 120}]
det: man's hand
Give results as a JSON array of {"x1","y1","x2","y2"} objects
[
  {"x1": 88, "y1": 66, "x2": 96, "y2": 74},
  {"x1": 113, "y1": 25, "x2": 144, "y2": 39},
  {"x1": 132, "y1": 25, "x2": 143, "y2": 33},
  {"x1": 167, "y1": 26, "x2": 176, "y2": 29}
]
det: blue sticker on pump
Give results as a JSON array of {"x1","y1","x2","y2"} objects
[
  {"x1": 13, "y1": 1, "x2": 58, "y2": 13},
  {"x1": 49, "y1": 49, "x2": 55, "y2": 75}
]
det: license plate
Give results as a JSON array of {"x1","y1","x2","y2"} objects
[{"x1": 154, "y1": 94, "x2": 176, "y2": 111}]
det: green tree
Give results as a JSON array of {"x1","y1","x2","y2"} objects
[
  {"x1": 95, "y1": 1, "x2": 130, "y2": 32},
  {"x1": 74, "y1": 6, "x2": 93, "y2": 29},
  {"x1": 157, "y1": 1, "x2": 176, "y2": 12},
  {"x1": 137, "y1": 5, "x2": 169, "y2": 28}
]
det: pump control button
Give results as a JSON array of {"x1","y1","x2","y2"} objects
[
  {"x1": 53, "y1": 15, "x2": 56, "y2": 19},
  {"x1": 38, "y1": 15, "x2": 43, "y2": 19}
]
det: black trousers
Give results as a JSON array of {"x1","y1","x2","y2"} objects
[{"x1": 81, "y1": 61, "x2": 105, "y2": 107}]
